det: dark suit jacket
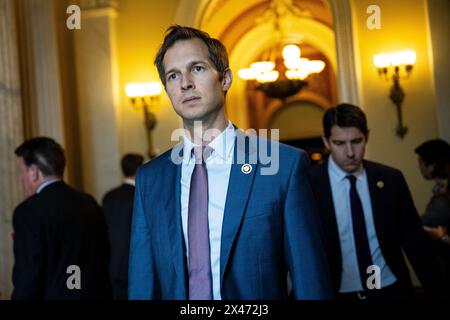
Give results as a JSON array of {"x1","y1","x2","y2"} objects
[
  {"x1": 12, "y1": 181, "x2": 111, "y2": 300},
  {"x1": 129, "y1": 130, "x2": 333, "y2": 300},
  {"x1": 102, "y1": 183, "x2": 135, "y2": 300},
  {"x1": 310, "y1": 159, "x2": 444, "y2": 298}
]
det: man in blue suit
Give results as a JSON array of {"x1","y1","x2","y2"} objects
[{"x1": 128, "y1": 25, "x2": 332, "y2": 300}]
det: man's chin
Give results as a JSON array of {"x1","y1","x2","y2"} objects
[{"x1": 342, "y1": 163, "x2": 361, "y2": 174}]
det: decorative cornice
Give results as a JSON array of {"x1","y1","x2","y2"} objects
[{"x1": 76, "y1": 0, "x2": 119, "y2": 10}]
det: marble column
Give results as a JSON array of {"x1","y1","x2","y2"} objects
[
  {"x1": 74, "y1": 0, "x2": 121, "y2": 200},
  {"x1": 16, "y1": 0, "x2": 65, "y2": 142},
  {"x1": 328, "y1": 0, "x2": 361, "y2": 105},
  {"x1": 0, "y1": 0, "x2": 25, "y2": 299}
]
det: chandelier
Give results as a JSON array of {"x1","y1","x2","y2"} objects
[{"x1": 237, "y1": 0, "x2": 326, "y2": 100}]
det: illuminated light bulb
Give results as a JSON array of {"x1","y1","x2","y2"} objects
[
  {"x1": 250, "y1": 61, "x2": 275, "y2": 73},
  {"x1": 308, "y1": 60, "x2": 325, "y2": 73},
  {"x1": 286, "y1": 69, "x2": 309, "y2": 80},
  {"x1": 284, "y1": 58, "x2": 301, "y2": 70},
  {"x1": 126, "y1": 82, "x2": 162, "y2": 97},
  {"x1": 238, "y1": 68, "x2": 258, "y2": 80},
  {"x1": 282, "y1": 45, "x2": 301, "y2": 61},
  {"x1": 257, "y1": 70, "x2": 279, "y2": 83},
  {"x1": 373, "y1": 53, "x2": 391, "y2": 68},
  {"x1": 390, "y1": 52, "x2": 403, "y2": 67},
  {"x1": 401, "y1": 49, "x2": 416, "y2": 65}
]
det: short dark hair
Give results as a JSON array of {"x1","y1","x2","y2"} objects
[
  {"x1": 323, "y1": 103, "x2": 369, "y2": 139},
  {"x1": 15, "y1": 137, "x2": 65, "y2": 177},
  {"x1": 415, "y1": 139, "x2": 450, "y2": 178},
  {"x1": 121, "y1": 153, "x2": 144, "y2": 177},
  {"x1": 154, "y1": 25, "x2": 229, "y2": 86}
]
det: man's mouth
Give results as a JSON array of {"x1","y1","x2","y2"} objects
[{"x1": 182, "y1": 96, "x2": 201, "y2": 104}]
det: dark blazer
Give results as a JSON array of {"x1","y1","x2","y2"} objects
[
  {"x1": 309, "y1": 159, "x2": 444, "y2": 298},
  {"x1": 12, "y1": 181, "x2": 111, "y2": 300},
  {"x1": 129, "y1": 130, "x2": 333, "y2": 300},
  {"x1": 102, "y1": 183, "x2": 135, "y2": 300}
]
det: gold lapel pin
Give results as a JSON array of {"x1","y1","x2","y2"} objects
[
  {"x1": 241, "y1": 164, "x2": 252, "y2": 174},
  {"x1": 376, "y1": 180, "x2": 384, "y2": 189}
]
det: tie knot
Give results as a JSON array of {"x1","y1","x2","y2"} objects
[
  {"x1": 346, "y1": 175, "x2": 357, "y2": 186},
  {"x1": 192, "y1": 145, "x2": 212, "y2": 163}
]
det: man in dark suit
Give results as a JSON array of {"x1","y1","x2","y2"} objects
[
  {"x1": 310, "y1": 103, "x2": 444, "y2": 300},
  {"x1": 102, "y1": 153, "x2": 144, "y2": 300},
  {"x1": 12, "y1": 137, "x2": 111, "y2": 299},
  {"x1": 128, "y1": 25, "x2": 332, "y2": 300}
]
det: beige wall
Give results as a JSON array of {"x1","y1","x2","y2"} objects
[
  {"x1": 116, "y1": 0, "x2": 182, "y2": 158},
  {"x1": 351, "y1": 0, "x2": 439, "y2": 213}
]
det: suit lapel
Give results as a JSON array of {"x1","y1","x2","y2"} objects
[
  {"x1": 220, "y1": 131, "x2": 258, "y2": 285},
  {"x1": 364, "y1": 161, "x2": 386, "y2": 248},
  {"x1": 165, "y1": 145, "x2": 188, "y2": 298}
]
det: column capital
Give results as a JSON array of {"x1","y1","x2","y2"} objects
[
  {"x1": 76, "y1": 0, "x2": 119, "y2": 18},
  {"x1": 77, "y1": 0, "x2": 119, "y2": 10}
]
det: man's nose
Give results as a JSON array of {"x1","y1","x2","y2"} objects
[
  {"x1": 181, "y1": 74, "x2": 194, "y2": 90},
  {"x1": 346, "y1": 143, "x2": 355, "y2": 158}
]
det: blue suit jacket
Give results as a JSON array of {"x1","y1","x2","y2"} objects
[{"x1": 129, "y1": 130, "x2": 332, "y2": 299}]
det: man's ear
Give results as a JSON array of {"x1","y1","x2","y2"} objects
[
  {"x1": 28, "y1": 164, "x2": 41, "y2": 182},
  {"x1": 222, "y1": 68, "x2": 233, "y2": 91},
  {"x1": 322, "y1": 134, "x2": 330, "y2": 149}
]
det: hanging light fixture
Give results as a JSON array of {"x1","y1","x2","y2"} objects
[{"x1": 238, "y1": 0, "x2": 326, "y2": 100}]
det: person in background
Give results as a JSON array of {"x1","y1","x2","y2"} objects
[
  {"x1": 415, "y1": 139, "x2": 450, "y2": 297},
  {"x1": 310, "y1": 104, "x2": 444, "y2": 300},
  {"x1": 12, "y1": 137, "x2": 111, "y2": 299},
  {"x1": 414, "y1": 139, "x2": 450, "y2": 228},
  {"x1": 102, "y1": 153, "x2": 144, "y2": 300}
]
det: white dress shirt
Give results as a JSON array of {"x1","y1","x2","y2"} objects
[
  {"x1": 328, "y1": 156, "x2": 396, "y2": 292},
  {"x1": 180, "y1": 120, "x2": 235, "y2": 300}
]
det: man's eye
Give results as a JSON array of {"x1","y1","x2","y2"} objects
[
  {"x1": 193, "y1": 65, "x2": 204, "y2": 72},
  {"x1": 167, "y1": 73, "x2": 178, "y2": 81}
]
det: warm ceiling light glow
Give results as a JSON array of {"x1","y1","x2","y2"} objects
[
  {"x1": 284, "y1": 58, "x2": 301, "y2": 70},
  {"x1": 285, "y1": 69, "x2": 309, "y2": 80},
  {"x1": 125, "y1": 82, "x2": 162, "y2": 97},
  {"x1": 250, "y1": 61, "x2": 275, "y2": 73},
  {"x1": 308, "y1": 60, "x2": 326, "y2": 73},
  {"x1": 257, "y1": 70, "x2": 279, "y2": 83},
  {"x1": 238, "y1": 68, "x2": 258, "y2": 80},
  {"x1": 282, "y1": 45, "x2": 301, "y2": 61}
]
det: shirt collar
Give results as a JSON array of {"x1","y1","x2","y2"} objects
[
  {"x1": 182, "y1": 120, "x2": 235, "y2": 163},
  {"x1": 328, "y1": 155, "x2": 365, "y2": 182},
  {"x1": 123, "y1": 178, "x2": 135, "y2": 186},
  {"x1": 36, "y1": 178, "x2": 61, "y2": 194}
]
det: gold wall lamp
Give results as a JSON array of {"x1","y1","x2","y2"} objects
[
  {"x1": 373, "y1": 49, "x2": 416, "y2": 139},
  {"x1": 125, "y1": 82, "x2": 163, "y2": 159}
]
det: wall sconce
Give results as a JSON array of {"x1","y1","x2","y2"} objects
[
  {"x1": 373, "y1": 49, "x2": 416, "y2": 139},
  {"x1": 125, "y1": 82, "x2": 163, "y2": 159}
]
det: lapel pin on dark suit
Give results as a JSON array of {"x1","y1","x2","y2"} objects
[
  {"x1": 241, "y1": 164, "x2": 252, "y2": 174},
  {"x1": 376, "y1": 180, "x2": 384, "y2": 189}
]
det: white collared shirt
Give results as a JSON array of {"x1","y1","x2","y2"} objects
[
  {"x1": 180, "y1": 120, "x2": 235, "y2": 300},
  {"x1": 123, "y1": 178, "x2": 135, "y2": 186},
  {"x1": 328, "y1": 156, "x2": 396, "y2": 292},
  {"x1": 36, "y1": 178, "x2": 61, "y2": 194}
]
